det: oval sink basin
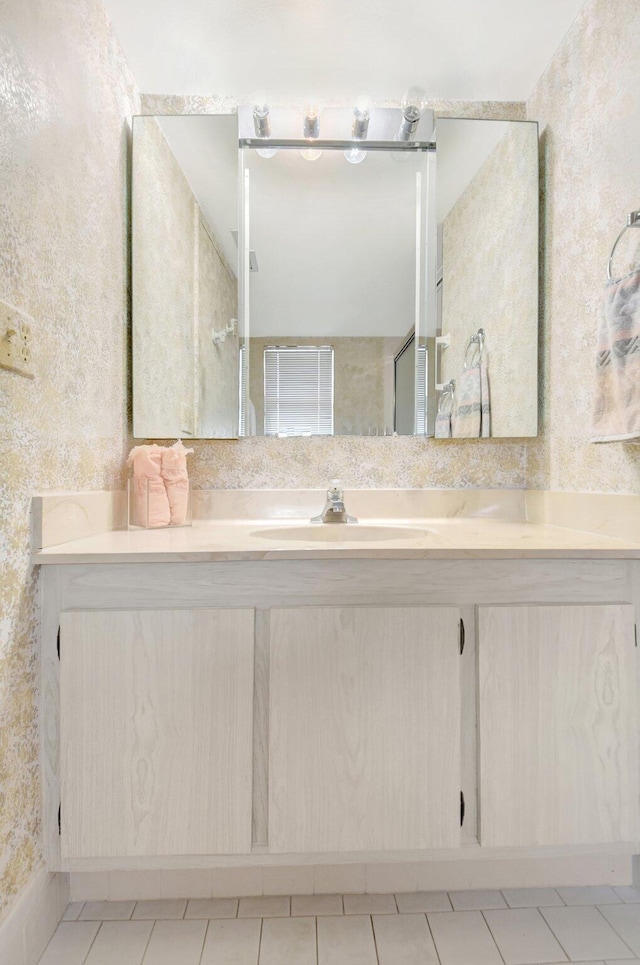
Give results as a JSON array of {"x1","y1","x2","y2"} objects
[{"x1": 253, "y1": 524, "x2": 432, "y2": 543}]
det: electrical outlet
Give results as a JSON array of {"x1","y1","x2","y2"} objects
[{"x1": 0, "y1": 300, "x2": 35, "y2": 379}]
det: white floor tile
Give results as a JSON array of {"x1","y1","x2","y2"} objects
[
  {"x1": 540, "y1": 906, "x2": 635, "y2": 961},
  {"x1": 427, "y1": 910, "x2": 503, "y2": 964},
  {"x1": 259, "y1": 916, "x2": 316, "y2": 965},
  {"x1": 396, "y1": 891, "x2": 451, "y2": 913},
  {"x1": 373, "y1": 912, "x2": 439, "y2": 964},
  {"x1": 614, "y1": 889, "x2": 640, "y2": 905},
  {"x1": 557, "y1": 886, "x2": 622, "y2": 906},
  {"x1": 62, "y1": 902, "x2": 84, "y2": 921},
  {"x1": 317, "y1": 915, "x2": 377, "y2": 965},
  {"x1": 449, "y1": 889, "x2": 507, "y2": 911},
  {"x1": 292, "y1": 894, "x2": 343, "y2": 916},
  {"x1": 200, "y1": 918, "x2": 262, "y2": 965},
  {"x1": 185, "y1": 898, "x2": 239, "y2": 919},
  {"x1": 483, "y1": 908, "x2": 568, "y2": 964},
  {"x1": 38, "y1": 922, "x2": 100, "y2": 965},
  {"x1": 238, "y1": 896, "x2": 290, "y2": 918},
  {"x1": 343, "y1": 893, "x2": 397, "y2": 915},
  {"x1": 141, "y1": 920, "x2": 207, "y2": 965},
  {"x1": 599, "y1": 906, "x2": 640, "y2": 956},
  {"x1": 84, "y1": 921, "x2": 153, "y2": 965},
  {"x1": 131, "y1": 900, "x2": 187, "y2": 920},
  {"x1": 80, "y1": 901, "x2": 136, "y2": 921},
  {"x1": 606, "y1": 960, "x2": 640, "y2": 964},
  {"x1": 502, "y1": 889, "x2": 564, "y2": 909}
]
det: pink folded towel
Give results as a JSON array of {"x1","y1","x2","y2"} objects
[
  {"x1": 127, "y1": 445, "x2": 171, "y2": 528},
  {"x1": 161, "y1": 440, "x2": 194, "y2": 525}
]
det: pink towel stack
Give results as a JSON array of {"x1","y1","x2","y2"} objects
[{"x1": 127, "y1": 441, "x2": 194, "y2": 528}]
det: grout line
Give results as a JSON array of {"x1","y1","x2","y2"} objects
[
  {"x1": 392, "y1": 893, "x2": 399, "y2": 913},
  {"x1": 424, "y1": 912, "x2": 443, "y2": 965},
  {"x1": 140, "y1": 919, "x2": 156, "y2": 965},
  {"x1": 479, "y1": 908, "x2": 507, "y2": 965},
  {"x1": 315, "y1": 914, "x2": 319, "y2": 965},
  {"x1": 257, "y1": 917, "x2": 264, "y2": 965},
  {"x1": 196, "y1": 918, "x2": 209, "y2": 965},
  {"x1": 341, "y1": 894, "x2": 345, "y2": 915},
  {"x1": 594, "y1": 904, "x2": 637, "y2": 957},
  {"x1": 537, "y1": 905, "x2": 579, "y2": 963},
  {"x1": 80, "y1": 920, "x2": 102, "y2": 965},
  {"x1": 368, "y1": 914, "x2": 380, "y2": 965}
]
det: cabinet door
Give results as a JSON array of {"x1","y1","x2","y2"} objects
[
  {"x1": 269, "y1": 606, "x2": 460, "y2": 853},
  {"x1": 60, "y1": 608, "x2": 254, "y2": 858},
  {"x1": 479, "y1": 604, "x2": 639, "y2": 847}
]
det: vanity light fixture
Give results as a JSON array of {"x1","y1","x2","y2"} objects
[{"x1": 397, "y1": 85, "x2": 428, "y2": 141}]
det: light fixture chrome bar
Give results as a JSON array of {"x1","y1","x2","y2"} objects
[{"x1": 240, "y1": 138, "x2": 435, "y2": 151}]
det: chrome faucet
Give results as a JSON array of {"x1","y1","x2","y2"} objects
[{"x1": 311, "y1": 480, "x2": 358, "y2": 524}]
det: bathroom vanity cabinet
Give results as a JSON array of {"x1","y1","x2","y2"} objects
[{"x1": 41, "y1": 557, "x2": 640, "y2": 873}]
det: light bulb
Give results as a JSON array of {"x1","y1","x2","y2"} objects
[
  {"x1": 300, "y1": 148, "x2": 323, "y2": 161},
  {"x1": 397, "y1": 85, "x2": 427, "y2": 141},
  {"x1": 256, "y1": 147, "x2": 277, "y2": 159},
  {"x1": 252, "y1": 92, "x2": 271, "y2": 138},
  {"x1": 401, "y1": 86, "x2": 427, "y2": 121},
  {"x1": 303, "y1": 101, "x2": 321, "y2": 139},
  {"x1": 344, "y1": 147, "x2": 366, "y2": 164},
  {"x1": 352, "y1": 95, "x2": 371, "y2": 140}
]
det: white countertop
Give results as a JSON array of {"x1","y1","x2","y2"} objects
[{"x1": 32, "y1": 516, "x2": 640, "y2": 564}]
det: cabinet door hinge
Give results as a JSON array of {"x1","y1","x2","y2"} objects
[
  {"x1": 58, "y1": 804, "x2": 61, "y2": 835},
  {"x1": 460, "y1": 791, "x2": 465, "y2": 827},
  {"x1": 57, "y1": 626, "x2": 61, "y2": 660},
  {"x1": 459, "y1": 619, "x2": 465, "y2": 655}
]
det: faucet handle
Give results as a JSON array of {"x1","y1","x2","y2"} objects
[{"x1": 329, "y1": 479, "x2": 344, "y2": 498}]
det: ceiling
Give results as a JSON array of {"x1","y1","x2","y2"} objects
[{"x1": 103, "y1": 0, "x2": 586, "y2": 103}]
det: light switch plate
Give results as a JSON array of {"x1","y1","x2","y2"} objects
[{"x1": 0, "y1": 299, "x2": 35, "y2": 379}]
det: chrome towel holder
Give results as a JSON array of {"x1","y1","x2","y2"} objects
[{"x1": 607, "y1": 210, "x2": 640, "y2": 280}]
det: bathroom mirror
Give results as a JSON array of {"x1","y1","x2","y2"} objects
[
  {"x1": 436, "y1": 117, "x2": 539, "y2": 438},
  {"x1": 132, "y1": 114, "x2": 240, "y2": 439},
  {"x1": 131, "y1": 111, "x2": 539, "y2": 439},
  {"x1": 242, "y1": 144, "x2": 431, "y2": 437}
]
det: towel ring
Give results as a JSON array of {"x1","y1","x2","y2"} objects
[{"x1": 607, "y1": 210, "x2": 640, "y2": 280}]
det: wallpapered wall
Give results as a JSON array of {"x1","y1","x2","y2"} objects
[
  {"x1": 526, "y1": 0, "x2": 640, "y2": 493},
  {"x1": 0, "y1": 0, "x2": 138, "y2": 921}
]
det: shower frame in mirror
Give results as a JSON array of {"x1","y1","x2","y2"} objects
[{"x1": 237, "y1": 105, "x2": 437, "y2": 438}]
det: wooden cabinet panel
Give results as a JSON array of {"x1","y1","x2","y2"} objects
[
  {"x1": 268, "y1": 606, "x2": 461, "y2": 853},
  {"x1": 60, "y1": 608, "x2": 254, "y2": 858},
  {"x1": 479, "y1": 604, "x2": 639, "y2": 847}
]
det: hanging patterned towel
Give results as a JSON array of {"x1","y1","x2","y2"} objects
[
  {"x1": 452, "y1": 364, "x2": 481, "y2": 437},
  {"x1": 435, "y1": 383, "x2": 455, "y2": 438},
  {"x1": 591, "y1": 268, "x2": 640, "y2": 442},
  {"x1": 480, "y1": 353, "x2": 491, "y2": 438}
]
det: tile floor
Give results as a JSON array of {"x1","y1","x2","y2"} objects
[{"x1": 38, "y1": 886, "x2": 640, "y2": 964}]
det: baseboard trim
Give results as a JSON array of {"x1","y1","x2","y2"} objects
[
  {"x1": 0, "y1": 869, "x2": 69, "y2": 965},
  {"x1": 70, "y1": 853, "x2": 632, "y2": 900}
]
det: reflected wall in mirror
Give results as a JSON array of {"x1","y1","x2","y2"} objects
[
  {"x1": 436, "y1": 118, "x2": 539, "y2": 438},
  {"x1": 132, "y1": 114, "x2": 240, "y2": 438},
  {"x1": 244, "y1": 145, "x2": 430, "y2": 437}
]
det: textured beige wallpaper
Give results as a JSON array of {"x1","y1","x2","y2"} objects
[
  {"x1": 132, "y1": 116, "x2": 196, "y2": 436},
  {"x1": 0, "y1": 0, "x2": 138, "y2": 921},
  {"x1": 441, "y1": 123, "x2": 539, "y2": 437},
  {"x1": 197, "y1": 218, "x2": 239, "y2": 438},
  {"x1": 526, "y1": 0, "x2": 640, "y2": 493}
]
